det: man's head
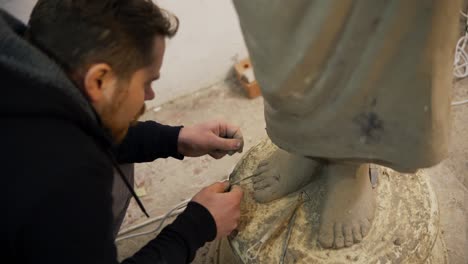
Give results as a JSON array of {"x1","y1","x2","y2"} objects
[{"x1": 27, "y1": 0, "x2": 178, "y2": 142}]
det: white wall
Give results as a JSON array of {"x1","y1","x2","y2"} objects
[
  {"x1": 0, "y1": 0, "x2": 35, "y2": 23},
  {"x1": 0, "y1": 0, "x2": 248, "y2": 109},
  {"x1": 152, "y1": 0, "x2": 248, "y2": 108}
]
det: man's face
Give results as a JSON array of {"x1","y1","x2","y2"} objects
[{"x1": 100, "y1": 36, "x2": 165, "y2": 142}]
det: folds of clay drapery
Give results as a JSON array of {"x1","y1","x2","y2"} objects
[{"x1": 233, "y1": 0, "x2": 461, "y2": 172}]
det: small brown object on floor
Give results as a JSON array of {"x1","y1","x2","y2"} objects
[{"x1": 234, "y1": 58, "x2": 261, "y2": 99}]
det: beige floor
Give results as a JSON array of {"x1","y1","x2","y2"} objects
[{"x1": 116, "y1": 78, "x2": 467, "y2": 263}]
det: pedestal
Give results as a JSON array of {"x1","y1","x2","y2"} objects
[{"x1": 217, "y1": 139, "x2": 447, "y2": 264}]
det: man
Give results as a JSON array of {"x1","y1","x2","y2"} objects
[{"x1": 1, "y1": 0, "x2": 243, "y2": 263}]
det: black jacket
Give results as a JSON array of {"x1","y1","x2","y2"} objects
[{"x1": 0, "y1": 10, "x2": 216, "y2": 264}]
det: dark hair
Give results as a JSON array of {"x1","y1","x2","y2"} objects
[{"x1": 27, "y1": 0, "x2": 179, "y2": 79}]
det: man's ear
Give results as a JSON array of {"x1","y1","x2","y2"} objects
[{"x1": 83, "y1": 63, "x2": 116, "y2": 103}]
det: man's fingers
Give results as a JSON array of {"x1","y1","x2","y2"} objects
[
  {"x1": 211, "y1": 136, "x2": 242, "y2": 152},
  {"x1": 209, "y1": 151, "x2": 227, "y2": 160},
  {"x1": 228, "y1": 185, "x2": 244, "y2": 200},
  {"x1": 217, "y1": 122, "x2": 244, "y2": 153},
  {"x1": 226, "y1": 126, "x2": 244, "y2": 153},
  {"x1": 205, "y1": 182, "x2": 243, "y2": 196},
  {"x1": 225, "y1": 124, "x2": 242, "y2": 139},
  {"x1": 206, "y1": 181, "x2": 230, "y2": 193}
]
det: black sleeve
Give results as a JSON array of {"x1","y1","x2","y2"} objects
[
  {"x1": 122, "y1": 202, "x2": 217, "y2": 264},
  {"x1": 23, "y1": 165, "x2": 216, "y2": 264},
  {"x1": 8, "y1": 118, "x2": 121, "y2": 264},
  {"x1": 22, "y1": 163, "x2": 119, "y2": 264},
  {"x1": 5, "y1": 119, "x2": 215, "y2": 264},
  {"x1": 115, "y1": 121, "x2": 184, "y2": 163}
]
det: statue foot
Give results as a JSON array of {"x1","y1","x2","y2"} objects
[
  {"x1": 318, "y1": 163, "x2": 376, "y2": 249},
  {"x1": 252, "y1": 148, "x2": 320, "y2": 203}
]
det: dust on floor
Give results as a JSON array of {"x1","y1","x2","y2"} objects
[{"x1": 116, "y1": 79, "x2": 467, "y2": 263}]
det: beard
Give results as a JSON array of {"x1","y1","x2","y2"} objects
[
  {"x1": 100, "y1": 90, "x2": 146, "y2": 143},
  {"x1": 131, "y1": 103, "x2": 146, "y2": 126}
]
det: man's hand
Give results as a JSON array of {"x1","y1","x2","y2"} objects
[
  {"x1": 192, "y1": 182, "x2": 243, "y2": 239},
  {"x1": 177, "y1": 120, "x2": 244, "y2": 159}
]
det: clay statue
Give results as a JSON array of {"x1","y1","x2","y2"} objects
[{"x1": 233, "y1": 0, "x2": 461, "y2": 248}]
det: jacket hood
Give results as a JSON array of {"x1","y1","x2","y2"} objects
[
  {"x1": 0, "y1": 9, "x2": 150, "y2": 218},
  {"x1": 0, "y1": 9, "x2": 111, "y2": 145}
]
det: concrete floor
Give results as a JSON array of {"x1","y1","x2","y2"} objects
[
  {"x1": 116, "y1": 78, "x2": 467, "y2": 263},
  {"x1": 428, "y1": 78, "x2": 468, "y2": 264}
]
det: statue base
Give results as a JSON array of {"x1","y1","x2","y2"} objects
[{"x1": 214, "y1": 139, "x2": 447, "y2": 263}]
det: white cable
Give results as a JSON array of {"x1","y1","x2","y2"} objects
[
  {"x1": 117, "y1": 199, "x2": 191, "y2": 236},
  {"x1": 115, "y1": 179, "x2": 234, "y2": 242},
  {"x1": 452, "y1": 99, "x2": 468, "y2": 106},
  {"x1": 452, "y1": 11, "x2": 468, "y2": 105},
  {"x1": 454, "y1": 11, "x2": 468, "y2": 78},
  {"x1": 115, "y1": 201, "x2": 188, "y2": 242},
  {"x1": 453, "y1": 34, "x2": 468, "y2": 78},
  {"x1": 116, "y1": 199, "x2": 190, "y2": 242}
]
